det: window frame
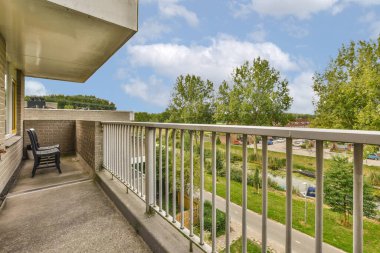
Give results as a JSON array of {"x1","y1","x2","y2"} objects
[{"x1": 4, "y1": 64, "x2": 17, "y2": 139}]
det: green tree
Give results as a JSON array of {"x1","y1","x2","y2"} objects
[
  {"x1": 215, "y1": 58, "x2": 292, "y2": 126},
  {"x1": 313, "y1": 39, "x2": 380, "y2": 130},
  {"x1": 135, "y1": 110, "x2": 171, "y2": 122},
  {"x1": 167, "y1": 74, "x2": 215, "y2": 124},
  {"x1": 215, "y1": 58, "x2": 292, "y2": 155},
  {"x1": 26, "y1": 94, "x2": 116, "y2": 110},
  {"x1": 324, "y1": 156, "x2": 376, "y2": 225},
  {"x1": 214, "y1": 81, "x2": 233, "y2": 123}
]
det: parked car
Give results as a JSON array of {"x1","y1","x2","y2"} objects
[
  {"x1": 367, "y1": 153, "x2": 380, "y2": 160},
  {"x1": 233, "y1": 140, "x2": 242, "y2": 145},
  {"x1": 268, "y1": 139, "x2": 274, "y2": 145}
]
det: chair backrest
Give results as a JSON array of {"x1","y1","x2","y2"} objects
[
  {"x1": 27, "y1": 129, "x2": 38, "y2": 156},
  {"x1": 30, "y1": 128, "x2": 40, "y2": 148}
]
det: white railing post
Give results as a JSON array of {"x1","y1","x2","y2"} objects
[
  {"x1": 242, "y1": 134, "x2": 248, "y2": 253},
  {"x1": 145, "y1": 127, "x2": 155, "y2": 213},
  {"x1": 315, "y1": 140, "x2": 323, "y2": 253},
  {"x1": 199, "y1": 131, "x2": 205, "y2": 245},
  {"x1": 211, "y1": 132, "x2": 217, "y2": 252},
  {"x1": 225, "y1": 133, "x2": 231, "y2": 253},
  {"x1": 261, "y1": 136, "x2": 268, "y2": 253},
  {"x1": 286, "y1": 138, "x2": 293, "y2": 253},
  {"x1": 353, "y1": 143, "x2": 363, "y2": 253}
]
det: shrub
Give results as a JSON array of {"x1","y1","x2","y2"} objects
[
  {"x1": 230, "y1": 165, "x2": 242, "y2": 183},
  {"x1": 203, "y1": 200, "x2": 226, "y2": 237},
  {"x1": 269, "y1": 157, "x2": 286, "y2": 170},
  {"x1": 204, "y1": 150, "x2": 225, "y2": 177},
  {"x1": 248, "y1": 153, "x2": 262, "y2": 163},
  {"x1": 216, "y1": 149, "x2": 225, "y2": 176},
  {"x1": 230, "y1": 153, "x2": 241, "y2": 163}
]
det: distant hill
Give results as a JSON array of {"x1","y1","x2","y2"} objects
[{"x1": 25, "y1": 95, "x2": 116, "y2": 110}]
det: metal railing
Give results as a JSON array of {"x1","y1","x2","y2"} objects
[{"x1": 102, "y1": 122, "x2": 380, "y2": 253}]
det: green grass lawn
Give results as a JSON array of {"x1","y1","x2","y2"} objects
[
  {"x1": 204, "y1": 173, "x2": 380, "y2": 253},
  {"x1": 223, "y1": 237, "x2": 266, "y2": 253}
]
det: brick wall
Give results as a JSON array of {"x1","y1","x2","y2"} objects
[
  {"x1": 25, "y1": 108, "x2": 134, "y2": 121},
  {"x1": 0, "y1": 139, "x2": 23, "y2": 199},
  {"x1": 76, "y1": 121, "x2": 95, "y2": 169},
  {"x1": 24, "y1": 120, "x2": 76, "y2": 155},
  {"x1": 0, "y1": 35, "x2": 24, "y2": 199},
  {"x1": 24, "y1": 120, "x2": 103, "y2": 171},
  {"x1": 0, "y1": 34, "x2": 5, "y2": 145},
  {"x1": 76, "y1": 121, "x2": 103, "y2": 171}
]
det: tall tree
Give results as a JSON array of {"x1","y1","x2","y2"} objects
[
  {"x1": 215, "y1": 58, "x2": 292, "y2": 155},
  {"x1": 324, "y1": 156, "x2": 376, "y2": 225},
  {"x1": 167, "y1": 74, "x2": 215, "y2": 124},
  {"x1": 313, "y1": 39, "x2": 380, "y2": 130},
  {"x1": 214, "y1": 81, "x2": 232, "y2": 123},
  {"x1": 215, "y1": 58, "x2": 292, "y2": 126}
]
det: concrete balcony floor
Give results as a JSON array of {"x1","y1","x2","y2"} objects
[{"x1": 0, "y1": 157, "x2": 151, "y2": 253}]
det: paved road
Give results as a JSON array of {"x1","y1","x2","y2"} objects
[{"x1": 203, "y1": 191, "x2": 345, "y2": 253}]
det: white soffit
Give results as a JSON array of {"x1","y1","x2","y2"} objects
[{"x1": 0, "y1": 0, "x2": 138, "y2": 82}]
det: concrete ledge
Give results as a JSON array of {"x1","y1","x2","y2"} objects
[{"x1": 96, "y1": 170, "x2": 203, "y2": 253}]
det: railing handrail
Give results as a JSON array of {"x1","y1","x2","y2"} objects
[{"x1": 101, "y1": 121, "x2": 380, "y2": 145}]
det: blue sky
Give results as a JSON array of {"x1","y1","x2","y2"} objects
[{"x1": 26, "y1": 0, "x2": 380, "y2": 114}]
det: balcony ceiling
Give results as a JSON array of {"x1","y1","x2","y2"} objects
[{"x1": 0, "y1": 0, "x2": 138, "y2": 82}]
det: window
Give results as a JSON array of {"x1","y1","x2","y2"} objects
[{"x1": 4, "y1": 63, "x2": 17, "y2": 138}]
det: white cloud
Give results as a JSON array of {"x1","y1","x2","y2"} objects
[
  {"x1": 127, "y1": 36, "x2": 299, "y2": 84},
  {"x1": 139, "y1": 0, "x2": 199, "y2": 27},
  {"x1": 25, "y1": 80, "x2": 48, "y2": 96},
  {"x1": 134, "y1": 19, "x2": 171, "y2": 43},
  {"x1": 289, "y1": 72, "x2": 315, "y2": 113},
  {"x1": 122, "y1": 76, "x2": 170, "y2": 107},
  {"x1": 248, "y1": 24, "x2": 267, "y2": 42},
  {"x1": 232, "y1": 0, "x2": 380, "y2": 19},
  {"x1": 157, "y1": 0, "x2": 199, "y2": 27}
]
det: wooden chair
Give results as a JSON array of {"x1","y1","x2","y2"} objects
[{"x1": 27, "y1": 129, "x2": 61, "y2": 177}]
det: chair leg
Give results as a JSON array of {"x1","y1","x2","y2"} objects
[
  {"x1": 55, "y1": 153, "x2": 62, "y2": 174},
  {"x1": 32, "y1": 157, "x2": 39, "y2": 177}
]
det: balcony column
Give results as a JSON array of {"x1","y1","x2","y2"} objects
[{"x1": 145, "y1": 127, "x2": 155, "y2": 213}]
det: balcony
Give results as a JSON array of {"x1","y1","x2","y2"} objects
[
  {"x1": 1, "y1": 118, "x2": 379, "y2": 253},
  {"x1": 0, "y1": 156, "x2": 150, "y2": 252}
]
